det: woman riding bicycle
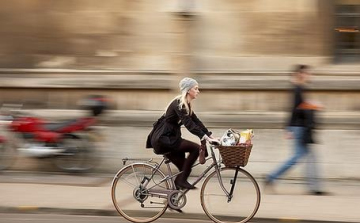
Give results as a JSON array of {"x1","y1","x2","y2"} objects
[{"x1": 146, "y1": 77, "x2": 218, "y2": 190}]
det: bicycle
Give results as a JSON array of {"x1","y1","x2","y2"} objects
[{"x1": 111, "y1": 142, "x2": 261, "y2": 223}]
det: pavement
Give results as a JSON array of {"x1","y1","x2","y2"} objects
[{"x1": 0, "y1": 171, "x2": 359, "y2": 223}]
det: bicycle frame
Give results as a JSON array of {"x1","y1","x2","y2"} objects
[{"x1": 122, "y1": 144, "x2": 234, "y2": 200}]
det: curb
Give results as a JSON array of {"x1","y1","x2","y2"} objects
[
  {"x1": 0, "y1": 206, "x2": 117, "y2": 217},
  {"x1": 0, "y1": 206, "x2": 352, "y2": 223}
]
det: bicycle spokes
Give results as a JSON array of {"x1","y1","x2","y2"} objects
[
  {"x1": 201, "y1": 167, "x2": 261, "y2": 223},
  {"x1": 112, "y1": 163, "x2": 170, "y2": 223}
]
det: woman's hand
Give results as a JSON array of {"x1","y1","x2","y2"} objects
[
  {"x1": 203, "y1": 135, "x2": 220, "y2": 145},
  {"x1": 208, "y1": 134, "x2": 220, "y2": 141}
]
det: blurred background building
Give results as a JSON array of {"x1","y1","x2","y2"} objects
[
  {"x1": 0, "y1": 0, "x2": 359, "y2": 177},
  {"x1": 0, "y1": 0, "x2": 359, "y2": 112}
]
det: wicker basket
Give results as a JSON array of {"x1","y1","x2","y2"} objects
[{"x1": 217, "y1": 144, "x2": 253, "y2": 167}]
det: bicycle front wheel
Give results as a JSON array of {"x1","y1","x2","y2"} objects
[
  {"x1": 201, "y1": 167, "x2": 261, "y2": 223},
  {"x1": 111, "y1": 163, "x2": 170, "y2": 223}
]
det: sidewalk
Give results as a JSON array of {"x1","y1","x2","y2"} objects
[{"x1": 0, "y1": 172, "x2": 359, "y2": 222}]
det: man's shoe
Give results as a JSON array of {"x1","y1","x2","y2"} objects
[
  {"x1": 263, "y1": 177, "x2": 275, "y2": 193},
  {"x1": 309, "y1": 190, "x2": 330, "y2": 196}
]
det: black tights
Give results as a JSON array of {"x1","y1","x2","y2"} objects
[{"x1": 166, "y1": 139, "x2": 200, "y2": 181}]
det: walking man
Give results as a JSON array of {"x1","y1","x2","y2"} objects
[{"x1": 264, "y1": 64, "x2": 327, "y2": 195}]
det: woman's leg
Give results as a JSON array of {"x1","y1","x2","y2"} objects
[
  {"x1": 167, "y1": 139, "x2": 199, "y2": 189},
  {"x1": 165, "y1": 150, "x2": 185, "y2": 172},
  {"x1": 176, "y1": 139, "x2": 200, "y2": 179}
]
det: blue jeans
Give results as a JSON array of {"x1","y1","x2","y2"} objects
[{"x1": 267, "y1": 126, "x2": 321, "y2": 191}]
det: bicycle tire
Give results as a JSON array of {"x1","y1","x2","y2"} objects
[
  {"x1": 53, "y1": 134, "x2": 95, "y2": 173},
  {"x1": 200, "y1": 167, "x2": 261, "y2": 223},
  {"x1": 111, "y1": 163, "x2": 170, "y2": 223}
]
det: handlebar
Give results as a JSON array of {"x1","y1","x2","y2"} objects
[{"x1": 209, "y1": 140, "x2": 220, "y2": 146}]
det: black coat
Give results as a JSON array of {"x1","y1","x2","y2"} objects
[
  {"x1": 146, "y1": 99, "x2": 211, "y2": 154},
  {"x1": 288, "y1": 85, "x2": 306, "y2": 127}
]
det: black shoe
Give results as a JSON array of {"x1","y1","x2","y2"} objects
[
  {"x1": 309, "y1": 190, "x2": 330, "y2": 196},
  {"x1": 263, "y1": 177, "x2": 275, "y2": 193},
  {"x1": 175, "y1": 180, "x2": 196, "y2": 190},
  {"x1": 168, "y1": 207, "x2": 183, "y2": 213}
]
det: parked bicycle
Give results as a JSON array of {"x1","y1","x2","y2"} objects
[{"x1": 111, "y1": 141, "x2": 260, "y2": 223}]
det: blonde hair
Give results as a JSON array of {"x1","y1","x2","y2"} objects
[{"x1": 165, "y1": 91, "x2": 193, "y2": 115}]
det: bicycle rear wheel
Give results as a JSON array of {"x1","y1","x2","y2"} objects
[
  {"x1": 111, "y1": 163, "x2": 170, "y2": 223},
  {"x1": 200, "y1": 167, "x2": 260, "y2": 223}
]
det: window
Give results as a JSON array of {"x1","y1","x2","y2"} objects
[{"x1": 335, "y1": 0, "x2": 360, "y2": 62}]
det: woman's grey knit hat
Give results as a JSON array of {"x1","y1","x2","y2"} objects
[{"x1": 179, "y1": 77, "x2": 198, "y2": 94}]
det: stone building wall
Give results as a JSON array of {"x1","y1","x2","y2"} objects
[
  {"x1": 0, "y1": 0, "x2": 333, "y2": 70},
  {"x1": 0, "y1": 0, "x2": 178, "y2": 70},
  {"x1": 0, "y1": 0, "x2": 359, "y2": 113}
]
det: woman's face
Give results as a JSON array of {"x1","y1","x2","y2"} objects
[{"x1": 188, "y1": 85, "x2": 200, "y2": 100}]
